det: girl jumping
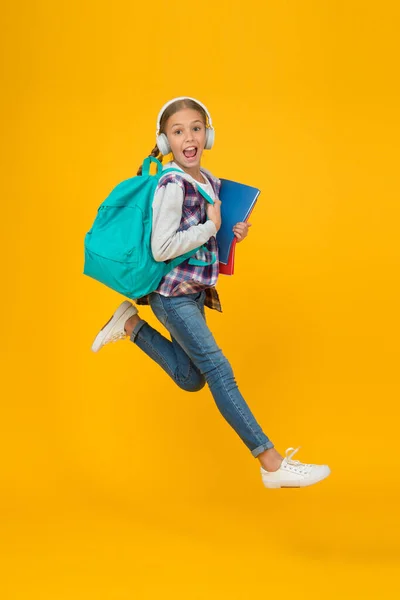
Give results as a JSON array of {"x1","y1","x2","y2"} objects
[{"x1": 91, "y1": 96, "x2": 331, "y2": 489}]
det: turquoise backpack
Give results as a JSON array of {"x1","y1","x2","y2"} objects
[{"x1": 83, "y1": 156, "x2": 216, "y2": 299}]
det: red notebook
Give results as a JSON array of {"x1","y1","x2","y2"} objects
[{"x1": 219, "y1": 243, "x2": 236, "y2": 275}]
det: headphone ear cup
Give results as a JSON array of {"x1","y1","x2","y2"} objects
[
  {"x1": 156, "y1": 133, "x2": 170, "y2": 156},
  {"x1": 205, "y1": 127, "x2": 215, "y2": 150}
]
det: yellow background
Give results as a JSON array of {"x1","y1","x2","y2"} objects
[{"x1": 1, "y1": 1, "x2": 399, "y2": 598}]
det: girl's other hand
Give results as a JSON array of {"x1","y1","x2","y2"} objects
[
  {"x1": 233, "y1": 222, "x2": 252, "y2": 242},
  {"x1": 206, "y1": 198, "x2": 222, "y2": 232}
]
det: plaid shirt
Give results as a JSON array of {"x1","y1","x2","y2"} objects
[{"x1": 136, "y1": 167, "x2": 222, "y2": 312}]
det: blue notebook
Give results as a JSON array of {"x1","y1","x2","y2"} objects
[{"x1": 216, "y1": 179, "x2": 261, "y2": 265}]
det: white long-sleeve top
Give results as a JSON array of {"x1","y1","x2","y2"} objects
[{"x1": 151, "y1": 161, "x2": 217, "y2": 262}]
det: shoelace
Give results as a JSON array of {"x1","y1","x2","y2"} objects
[
  {"x1": 107, "y1": 331, "x2": 127, "y2": 344},
  {"x1": 283, "y1": 447, "x2": 313, "y2": 474}
]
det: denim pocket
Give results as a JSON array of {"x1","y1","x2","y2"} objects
[{"x1": 186, "y1": 291, "x2": 203, "y2": 300}]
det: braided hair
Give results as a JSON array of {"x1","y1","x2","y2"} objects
[{"x1": 136, "y1": 145, "x2": 162, "y2": 176}]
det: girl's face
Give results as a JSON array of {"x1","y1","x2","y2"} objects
[{"x1": 164, "y1": 108, "x2": 207, "y2": 173}]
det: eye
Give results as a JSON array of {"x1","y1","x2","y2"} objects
[
  {"x1": 173, "y1": 129, "x2": 182, "y2": 135},
  {"x1": 194, "y1": 126, "x2": 202, "y2": 131}
]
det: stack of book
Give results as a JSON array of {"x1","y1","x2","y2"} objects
[{"x1": 216, "y1": 179, "x2": 261, "y2": 275}]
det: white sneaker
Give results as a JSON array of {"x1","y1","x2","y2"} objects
[
  {"x1": 261, "y1": 447, "x2": 331, "y2": 489},
  {"x1": 91, "y1": 301, "x2": 138, "y2": 352}
]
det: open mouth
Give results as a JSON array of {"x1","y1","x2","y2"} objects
[{"x1": 183, "y1": 147, "x2": 198, "y2": 159}]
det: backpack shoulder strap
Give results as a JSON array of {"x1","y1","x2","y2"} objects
[
  {"x1": 156, "y1": 168, "x2": 217, "y2": 268},
  {"x1": 158, "y1": 168, "x2": 215, "y2": 205}
]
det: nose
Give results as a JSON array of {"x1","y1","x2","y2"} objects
[{"x1": 184, "y1": 127, "x2": 194, "y2": 143}]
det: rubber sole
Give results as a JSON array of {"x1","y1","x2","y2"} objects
[{"x1": 262, "y1": 467, "x2": 331, "y2": 489}]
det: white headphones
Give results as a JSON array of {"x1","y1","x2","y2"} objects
[{"x1": 155, "y1": 96, "x2": 215, "y2": 156}]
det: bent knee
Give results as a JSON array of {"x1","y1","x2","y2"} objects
[{"x1": 178, "y1": 376, "x2": 206, "y2": 393}]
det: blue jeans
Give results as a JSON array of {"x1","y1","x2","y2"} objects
[{"x1": 130, "y1": 290, "x2": 274, "y2": 457}]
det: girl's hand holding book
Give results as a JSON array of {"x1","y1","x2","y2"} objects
[{"x1": 233, "y1": 222, "x2": 252, "y2": 242}]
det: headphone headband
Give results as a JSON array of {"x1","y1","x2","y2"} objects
[{"x1": 156, "y1": 96, "x2": 213, "y2": 136}]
